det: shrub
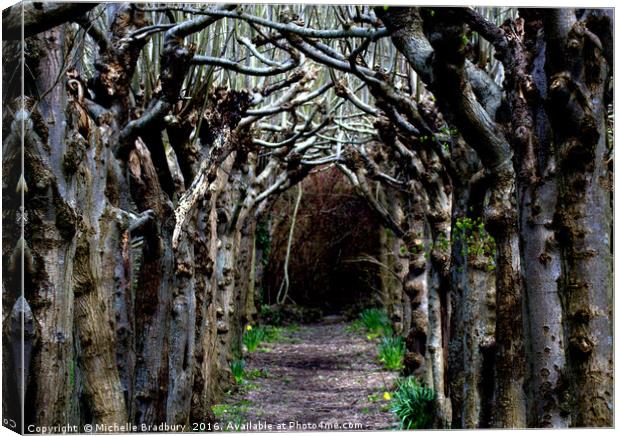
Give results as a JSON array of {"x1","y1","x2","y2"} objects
[
  {"x1": 360, "y1": 308, "x2": 392, "y2": 337},
  {"x1": 390, "y1": 377, "x2": 435, "y2": 429},
  {"x1": 377, "y1": 336, "x2": 405, "y2": 370},
  {"x1": 230, "y1": 359, "x2": 245, "y2": 383},
  {"x1": 243, "y1": 325, "x2": 266, "y2": 352}
]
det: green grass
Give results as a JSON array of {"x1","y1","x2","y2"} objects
[
  {"x1": 285, "y1": 323, "x2": 300, "y2": 333},
  {"x1": 230, "y1": 359, "x2": 245, "y2": 383},
  {"x1": 345, "y1": 319, "x2": 364, "y2": 333},
  {"x1": 390, "y1": 377, "x2": 435, "y2": 429},
  {"x1": 246, "y1": 368, "x2": 268, "y2": 379},
  {"x1": 262, "y1": 325, "x2": 283, "y2": 343},
  {"x1": 271, "y1": 324, "x2": 301, "y2": 344},
  {"x1": 212, "y1": 404, "x2": 228, "y2": 419},
  {"x1": 212, "y1": 399, "x2": 252, "y2": 430},
  {"x1": 377, "y1": 336, "x2": 405, "y2": 370},
  {"x1": 282, "y1": 375, "x2": 292, "y2": 384},
  {"x1": 367, "y1": 393, "x2": 380, "y2": 403},
  {"x1": 241, "y1": 381, "x2": 260, "y2": 391},
  {"x1": 359, "y1": 308, "x2": 392, "y2": 338},
  {"x1": 243, "y1": 326, "x2": 266, "y2": 352}
]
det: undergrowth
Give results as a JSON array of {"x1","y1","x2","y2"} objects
[
  {"x1": 359, "y1": 308, "x2": 392, "y2": 338},
  {"x1": 243, "y1": 325, "x2": 266, "y2": 352},
  {"x1": 377, "y1": 336, "x2": 405, "y2": 370},
  {"x1": 230, "y1": 359, "x2": 245, "y2": 383},
  {"x1": 345, "y1": 319, "x2": 364, "y2": 333},
  {"x1": 390, "y1": 377, "x2": 435, "y2": 429},
  {"x1": 212, "y1": 399, "x2": 252, "y2": 430},
  {"x1": 262, "y1": 325, "x2": 283, "y2": 343}
]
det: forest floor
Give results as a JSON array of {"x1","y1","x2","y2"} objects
[{"x1": 212, "y1": 320, "x2": 400, "y2": 431}]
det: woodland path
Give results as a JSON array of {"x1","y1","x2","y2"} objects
[{"x1": 214, "y1": 321, "x2": 400, "y2": 431}]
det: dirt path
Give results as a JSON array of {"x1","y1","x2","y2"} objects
[{"x1": 213, "y1": 321, "x2": 400, "y2": 431}]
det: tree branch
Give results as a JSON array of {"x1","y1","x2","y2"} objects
[
  {"x1": 3, "y1": 2, "x2": 97, "y2": 40},
  {"x1": 201, "y1": 8, "x2": 389, "y2": 39},
  {"x1": 191, "y1": 54, "x2": 299, "y2": 76},
  {"x1": 337, "y1": 163, "x2": 406, "y2": 238}
]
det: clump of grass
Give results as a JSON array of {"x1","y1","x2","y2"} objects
[
  {"x1": 378, "y1": 336, "x2": 405, "y2": 370},
  {"x1": 230, "y1": 359, "x2": 245, "y2": 383},
  {"x1": 212, "y1": 399, "x2": 252, "y2": 427},
  {"x1": 360, "y1": 308, "x2": 392, "y2": 338},
  {"x1": 262, "y1": 325, "x2": 283, "y2": 343},
  {"x1": 285, "y1": 323, "x2": 300, "y2": 333},
  {"x1": 390, "y1": 377, "x2": 435, "y2": 429},
  {"x1": 345, "y1": 319, "x2": 364, "y2": 333},
  {"x1": 212, "y1": 404, "x2": 228, "y2": 419},
  {"x1": 246, "y1": 368, "x2": 268, "y2": 379},
  {"x1": 243, "y1": 325, "x2": 266, "y2": 352}
]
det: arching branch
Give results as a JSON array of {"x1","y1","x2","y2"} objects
[{"x1": 2, "y1": 2, "x2": 97, "y2": 40}]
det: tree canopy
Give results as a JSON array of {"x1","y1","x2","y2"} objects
[{"x1": 2, "y1": 2, "x2": 613, "y2": 431}]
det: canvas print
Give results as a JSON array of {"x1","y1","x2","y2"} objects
[{"x1": 1, "y1": 1, "x2": 614, "y2": 433}]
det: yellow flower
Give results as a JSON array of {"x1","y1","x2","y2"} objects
[
  {"x1": 383, "y1": 392, "x2": 392, "y2": 401},
  {"x1": 246, "y1": 325, "x2": 253, "y2": 331}
]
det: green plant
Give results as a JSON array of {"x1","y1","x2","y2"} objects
[
  {"x1": 243, "y1": 325, "x2": 266, "y2": 352},
  {"x1": 212, "y1": 404, "x2": 228, "y2": 419},
  {"x1": 391, "y1": 377, "x2": 435, "y2": 429},
  {"x1": 285, "y1": 323, "x2": 300, "y2": 333},
  {"x1": 454, "y1": 216, "x2": 496, "y2": 269},
  {"x1": 439, "y1": 125, "x2": 459, "y2": 138},
  {"x1": 241, "y1": 381, "x2": 260, "y2": 393},
  {"x1": 212, "y1": 399, "x2": 252, "y2": 429},
  {"x1": 367, "y1": 391, "x2": 392, "y2": 403},
  {"x1": 435, "y1": 233, "x2": 450, "y2": 251},
  {"x1": 259, "y1": 305, "x2": 284, "y2": 325},
  {"x1": 367, "y1": 393, "x2": 380, "y2": 403},
  {"x1": 400, "y1": 241, "x2": 425, "y2": 257},
  {"x1": 360, "y1": 308, "x2": 392, "y2": 338},
  {"x1": 230, "y1": 359, "x2": 245, "y2": 383},
  {"x1": 345, "y1": 319, "x2": 364, "y2": 333},
  {"x1": 246, "y1": 368, "x2": 268, "y2": 379},
  {"x1": 262, "y1": 325, "x2": 283, "y2": 343},
  {"x1": 377, "y1": 336, "x2": 405, "y2": 370}
]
